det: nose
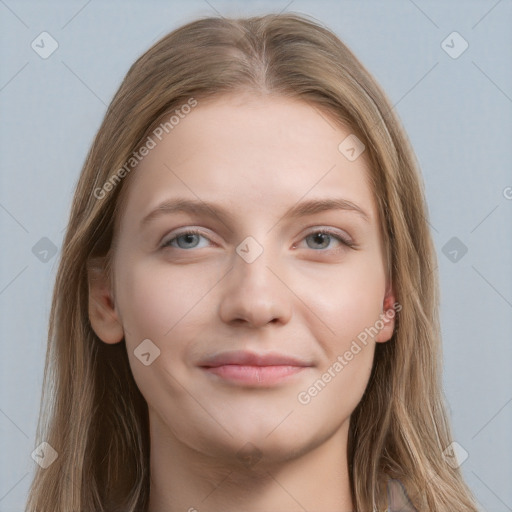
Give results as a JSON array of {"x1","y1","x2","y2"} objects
[{"x1": 218, "y1": 244, "x2": 293, "y2": 328}]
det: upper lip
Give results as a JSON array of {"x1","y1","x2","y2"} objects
[{"x1": 198, "y1": 350, "x2": 313, "y2": 368}]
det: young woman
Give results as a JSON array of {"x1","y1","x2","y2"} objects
[{"x1": 26, "y1": 12, "x2": 479, "y2": 512}]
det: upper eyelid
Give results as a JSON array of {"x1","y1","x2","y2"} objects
[{"x1": 162, "y1": 227, "x2": 215, "y2": 243}]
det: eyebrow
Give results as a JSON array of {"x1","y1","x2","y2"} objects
[{"x1": 140, "y1": 197, "x2": 370, "y2": 228}]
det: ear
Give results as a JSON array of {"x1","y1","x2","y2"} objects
[
  {"x1": 375, "y1": 284, "x2": 397, "y2": 343},
  {"x1": 87, "y1": 258, "x2": 124, "y2": 344}
]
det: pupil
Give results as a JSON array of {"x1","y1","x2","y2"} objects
[
  {"x1": 312, "y1": 233, "x2": 328, "y2": 248},
  {"x1": 179, "y1": 233, "x2": 198, "y2": 248}
]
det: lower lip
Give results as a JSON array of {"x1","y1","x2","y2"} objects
[{"x1": 201, "y1": 365, "x2": 308, "y2": 386}]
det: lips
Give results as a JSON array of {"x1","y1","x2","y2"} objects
[
  {"x1": 198, "y1": 350, "x2": 312, "y2": 368},
  {"x1": 198, "y1": 350, "x2": 313, "y2": 387}
]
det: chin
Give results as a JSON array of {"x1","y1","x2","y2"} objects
[{"x1": 198, "y1": 419, "x2": 322, "y2": 468}]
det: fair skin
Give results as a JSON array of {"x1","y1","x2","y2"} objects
[{"x1": 89, "y1": 92, "x2": 396, "y2": 512}]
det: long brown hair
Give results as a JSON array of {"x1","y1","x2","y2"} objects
[{"x1": 26, "y1": 12, "x2": 479, "y2": 511}]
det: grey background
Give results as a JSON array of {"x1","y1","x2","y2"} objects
[{"x1": 1, "y1": 0, "x2": 511, "y2": 510}]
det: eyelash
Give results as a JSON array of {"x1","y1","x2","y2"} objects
[
  {"x1": 299, "y1": 228, "x2": 356, "y2": 252},
  {"x1": 161, "y1": 227, "x2": 356, "y2": 253}
]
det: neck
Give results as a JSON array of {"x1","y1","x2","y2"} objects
[{"x1": 147, "y1": 410, "x2": 354, "y2": 512}]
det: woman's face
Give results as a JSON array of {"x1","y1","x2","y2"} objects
[{"x1": 107, "y1": 93, "x2": 395, "y2": 464}]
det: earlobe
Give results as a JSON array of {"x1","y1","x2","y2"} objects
[
  {"x1": 87, "y1": 258, "x2": 124, "y2": 344},
  {"x1": 375, "y1": 285, "x2": 397, "y2": 343}
]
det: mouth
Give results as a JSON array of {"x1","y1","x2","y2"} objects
[{"x1": 198, "y1": 350, "x2": 314, "y2": 387}]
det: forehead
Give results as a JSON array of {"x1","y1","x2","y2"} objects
[{"x1": 117, "y1": 93, "x2": 377, "y2": 226}]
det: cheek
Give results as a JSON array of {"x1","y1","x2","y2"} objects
[
  {"x1": 295, "y1": 254, "x2": 387, "y2": 357},
  {"x1": 114, "y1": 261, "x2": 211, "y2": 402},
  {"x1": 294, "y1": 266, "x2": 384, "y2": 417},
  {"x1": 116, "y1": 261, "x2": 211, "y2": 341}
]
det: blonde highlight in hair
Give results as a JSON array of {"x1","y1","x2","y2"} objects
[{"x1": 26, "y1": 13, "x2": 479, "y2": 512}]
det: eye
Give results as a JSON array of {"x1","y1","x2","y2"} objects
[
  {"x1": 160, "y1": 227, "x2": 355, "y2": 253},
  {"x1": 161, "y1": 229, "x2": 212, "y2": 250},
  {"x1": 298, "y1": 228, "x2": 355, "y2": 252}
]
